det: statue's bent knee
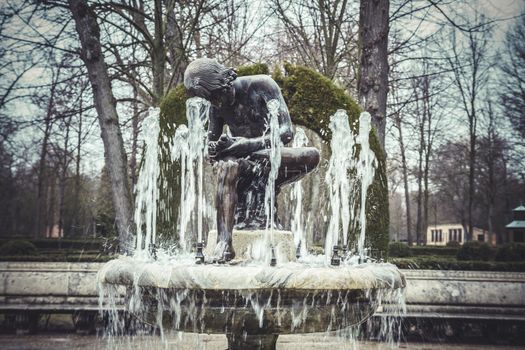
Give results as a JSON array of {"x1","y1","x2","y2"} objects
[{"x1": 300, "y1": 148, "x2": 320, "y2": 171}]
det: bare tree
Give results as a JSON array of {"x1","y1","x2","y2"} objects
[
  {"x1": 500, "y1": 13, "x2": 525, "y2": 143},
  {"x1": 358, "y1": 0, "x2": 390, "y2": 149},
  {"x1": 69, "y1": 0, "x2": 133, "y2": 252},
  {"x1": 445, "y1": 22, "x2": 492, "y2": 240},
  {"x1": 389, "y1": 79, "x2": 413, "y2": 244},
  {"x1": 476, "y1": 100, "x2": 508, "y2": 244},
  {"x1": 270, "y1": 0, "x2": 358, "y2": 83}
]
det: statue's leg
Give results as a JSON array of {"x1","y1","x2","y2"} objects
[
  {"x1": 216, "y1": 159, "x2": 239, "y2": 260},
  {"x1": 249, "y1": 147, "x2": 320, "y2": 187},
  {"x1": 277, "y1": 147, "x2": 320, "y2": 186}
]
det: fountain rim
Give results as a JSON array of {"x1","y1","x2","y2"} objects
[{"x1": 97, "y1": 257, "x2": 406, "y2": 291}]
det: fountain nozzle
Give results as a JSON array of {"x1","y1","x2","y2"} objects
[
  {"x1": 149, "y1": 243, "x2": 158, "y2": 260},
  {"x1": 270, "y1": 245, "x2": 277, "y2": 266},
  {"x1": 295, "y1": 241, "x2": 302, "y2": 259},
  {"x1": 331, "y1": 245, "x2": 340, "y2": 266},
  {"x1": 195, "y1": 242, "x2": 205, "y2": 264}
]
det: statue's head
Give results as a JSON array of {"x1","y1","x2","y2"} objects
[{"x1": 184, "y1": 58, "x2": 237, "y2": 105}]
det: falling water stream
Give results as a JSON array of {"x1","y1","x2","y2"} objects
[
  {"x1": 356, "y1": 112, "x2": 377, "y2": 260},
  {"x1": 325, "y1": 109, "x2": 356, "y2": 259},
  {"x1": 170, "y1": 97, "x2": 210, "y2": 252},
  {"x1": 264, "y1": 99, "x2": 283, "y2": 248},
  {"x1": 291, "y1": 127, "x2": 309, "y2": 257},
  {"x1": 134, "y1": 108, "x2": 161, "y2": 256},
  {"x1": 324, "y1": 110, "x2": 377, "y2": 262}
]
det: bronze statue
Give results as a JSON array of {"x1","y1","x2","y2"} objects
[{"x1": 184, "y1": 58, "x2": 320, "y2": 261}]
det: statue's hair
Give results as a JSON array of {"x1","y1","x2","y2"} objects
[{"x1": 184, "y1": 58, "x2": 237, "y2": 99}]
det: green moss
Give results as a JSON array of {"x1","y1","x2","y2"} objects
[
  {"x1": 236, "y1": 63, "x2": 269, "y2": 76},
  {"x1": 273, "y1": 63, "x2": 361, "y2": 139},
  {"x1": 160, "y1": 84, "x2": 188, "y2": 127},
  {"x1": 275, "y1": 63, "x2": 388, "y2": 256},
  {"x1": 364, "y1": 127, "x2": 389, "y2": 257},
  {"x1": 158, "y1": 63, "x2": 389, "y2": 255},
  {"x1": 156, "y1": 85, "x2": 188, "y2": 243}
]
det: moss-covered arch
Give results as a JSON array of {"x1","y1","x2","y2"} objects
[{"x1": 158, "y1": 64, "x2": 389, "y2": 255}]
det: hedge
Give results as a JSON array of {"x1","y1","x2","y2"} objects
[
  {"x1": 495, "y1": 243, "x2": 525, "y2": 262},
  {"x1": 457, "y1": 241, "x2": 495, "y2": 261},
  {"x1": 410, "y1": 246, "x2": 460, "y2": 257},
  {"x1": 391, "y1": 256, "x2": 525, "y2": 272},
  {"x1": 0, "y1": 240, "x2": 38, "y2": 256},
  {"x1": 390, "y1": 243, "x2": 525, "y2": 262},
  {"x1": 0, "y1": 238, "x2": 105, "y2": 251},
  {"x1": 388, "y1": 244, "x2": 460, "y2": 258},
  {"x1": 388, "y1": 242, "x2": 411, "y2": 257}
]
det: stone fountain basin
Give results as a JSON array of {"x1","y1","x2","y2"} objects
[{"x1": 98, "y1": 257, "x2": 405, "y2": 334}]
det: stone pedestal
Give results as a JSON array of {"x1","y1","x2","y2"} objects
[{"x1": 204, "y1": 229, "x2": 295, "y2": 263}]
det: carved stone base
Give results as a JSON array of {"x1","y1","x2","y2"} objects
[{"x1": 205, "y1": 229, "x2": 295, "y2": 263}]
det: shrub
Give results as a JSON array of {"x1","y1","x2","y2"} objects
[
  {"x1": 390, "y1": 256, "x2": 525, "y2": 272},
  {"x1": 410, "y1": 246, "x2": 459, "y2": 257},
  {"x1": 236, "y1": 63, "x2": 270, "y2": 76},
  {"x1": 495, "y1": 243, "x2": 525, "y2": 262},
  {"x1": 457, "y1": 241, "x2": 494, "y2": 261},
  {"x1": 388, "y1": 242, "x2": 411, "y2": 257},
  {"x1": 446, "y1": 241, "x2": 461, "y2": 247},
  {"x1": 0, "y1": 240, "x2": 38, "y2": 256}
]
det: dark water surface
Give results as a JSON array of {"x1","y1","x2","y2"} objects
[{"x1": 0, "y1": 334, "x2": 522, "y2": 350}]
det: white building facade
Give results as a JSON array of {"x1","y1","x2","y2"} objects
[{"x1": 426, "y1": 224, "x2": 464, "y2": 246}]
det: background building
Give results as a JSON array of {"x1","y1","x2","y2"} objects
[
  {"x1": 426, "y1": 224, "x2": 465, "y2": 246},
  {"x1": 505, "y1": 205, "x2": 525, "y2": 243}
]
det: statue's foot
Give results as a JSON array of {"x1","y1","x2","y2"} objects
[{"x1": 214, "y1": 240, "x2": 236, "y2": 262}]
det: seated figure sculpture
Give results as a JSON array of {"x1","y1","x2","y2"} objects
[{"x1": 184, "y1": 58, "x2": 320, "y2": 261}]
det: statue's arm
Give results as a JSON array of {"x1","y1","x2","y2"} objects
[
  {"x1": 275, "y1": 94, "x2": 294, "y2": 145},
  {"x1": 207, "y1": 106, "x2": 224, "y2": 160},
  {"x1": 243, "y1": 94, "x2": 294, "y2": 148},
  {"x1": 208, "y1": 106, "x2": 224, "y2": 141}
]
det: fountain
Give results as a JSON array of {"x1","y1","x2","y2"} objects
[{"x1": 98, "y1": 58, "x2": 405, "y2": 349}]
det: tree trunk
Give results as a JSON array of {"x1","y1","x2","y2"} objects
[
  {"x1": 152, "y1": 0, "x2": 164, "y2": 104},
  {"x1": 395, "y1": 115, "x2": 412, "y2": 245},
  {"x1": 36, "y1": 119, "x2": 51, "y2": 238},
  {"x1": 130, "y1": 86, "x2": 139, "y2": 189},
  {"x1": 47, "y1": 177, "x2": 56, "y2": 238},
  {"x1": 422, "y1": 76, "x2": 431, "y2": 246},
  {"x1": 58, "y1": 117, "x2": 71, "y2": 238},
  {"x1": 466, "y1": 114, "x2": 476, "y2": 242},
  {"x1": 416, "y1": 157, "x2": 423, "y2": 245},
  {"x1": 74, "y1": 93, "x2": 83, "y2": 236},
  {"x1": 69, "y1": 0, "x2": 134, "y2": 253},
  {"x1": 35, "y1": 69, "x2": 60, "y2": 237},
  {"x1": 358, "y1": 0, "x2": 390, "y2": 149}
]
